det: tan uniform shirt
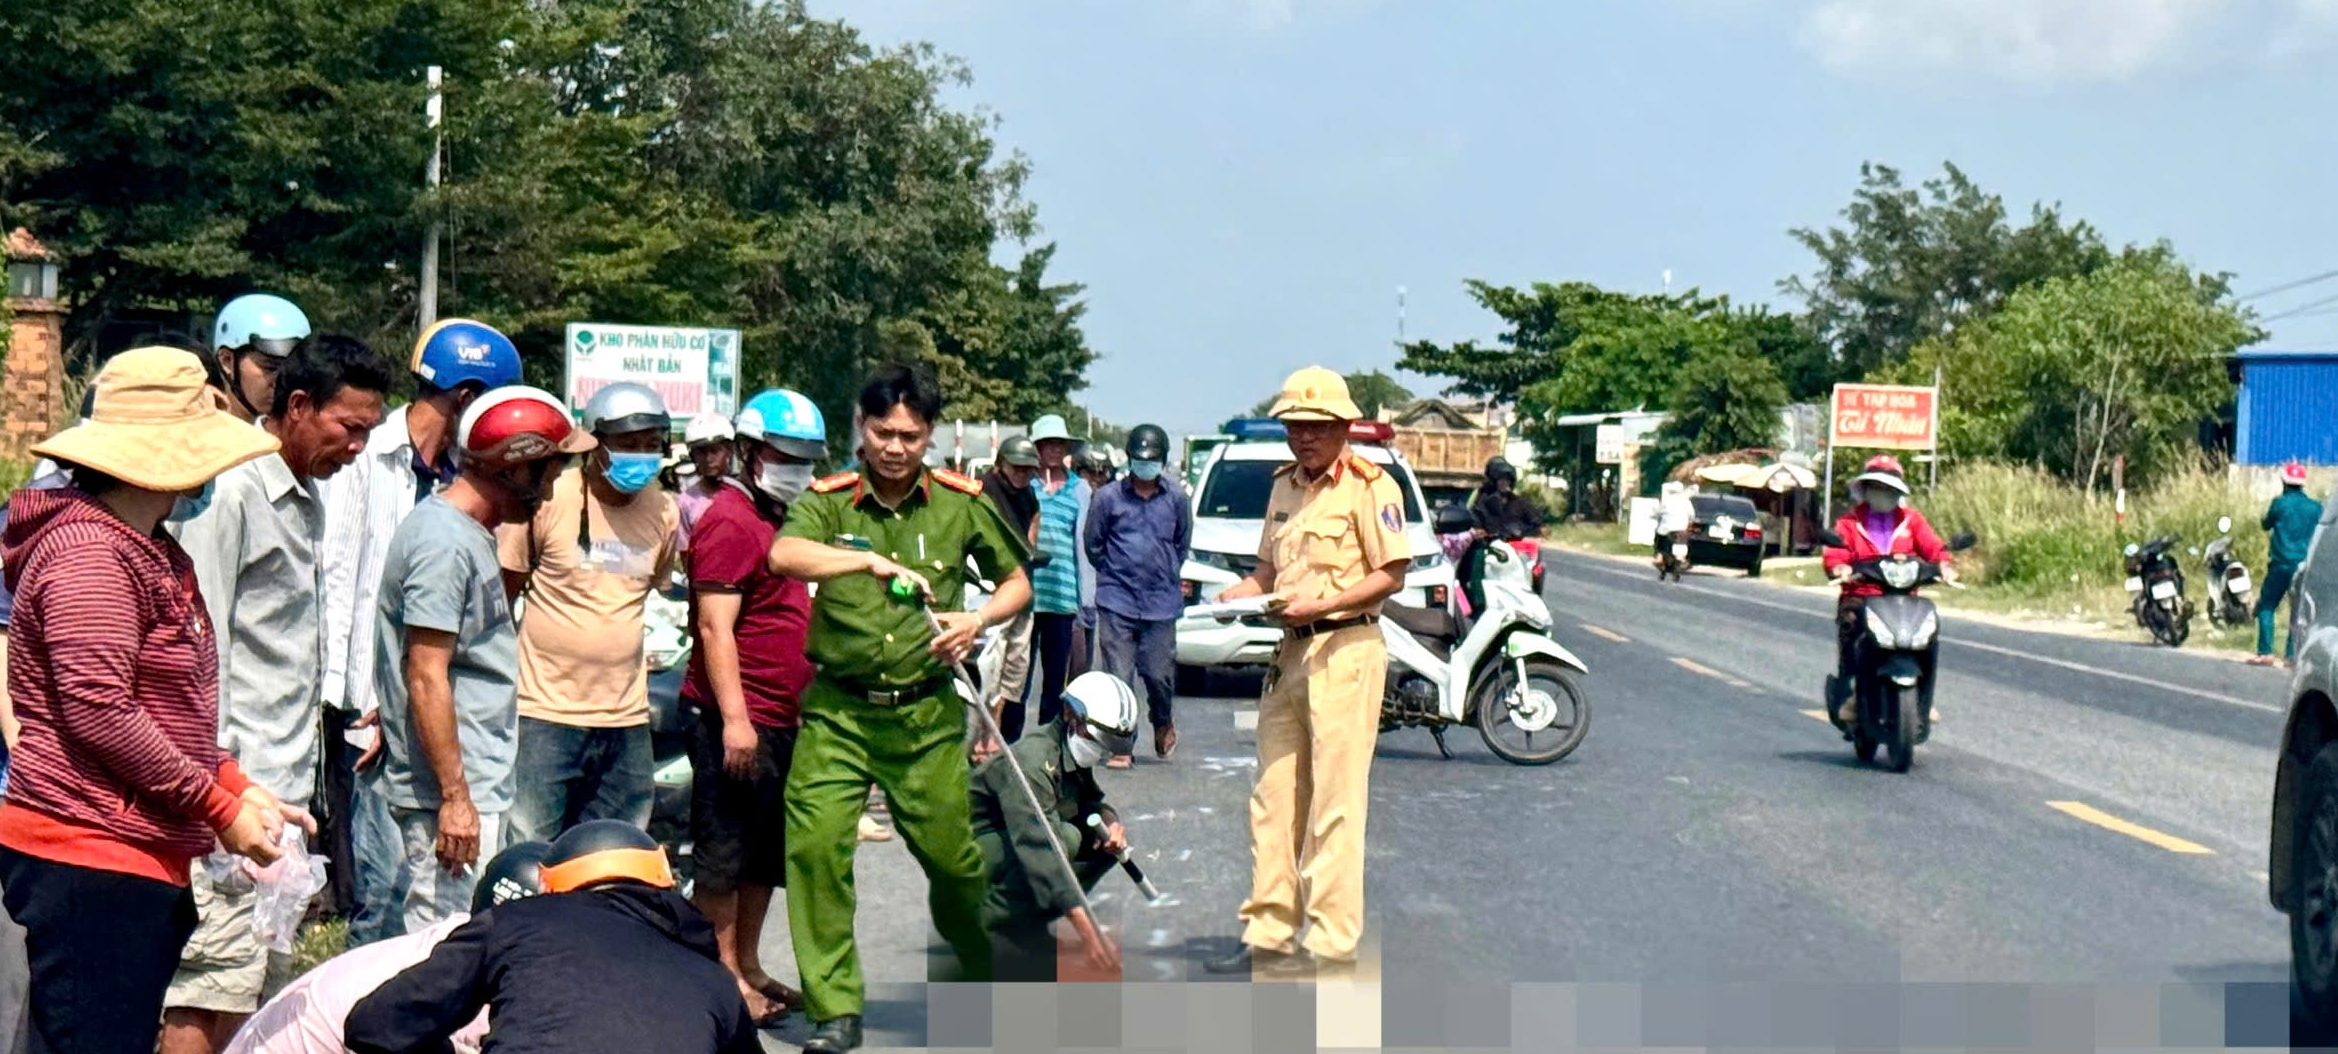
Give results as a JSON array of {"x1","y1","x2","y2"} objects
[
  {"x1": 496, "y1": 468, "x2": 679, "y2": 728},
  {"x1": 1257, "y1": 450, "x2": 1412, "y2": 618}
]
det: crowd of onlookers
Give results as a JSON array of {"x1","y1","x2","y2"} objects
[{"x1": 0, "y1": 293, "x2": 1194, "y2": 1054}]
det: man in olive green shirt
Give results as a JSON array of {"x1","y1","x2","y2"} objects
[{"x1": 766, "y1": 364, "x2": 1031, "y2": 1054}]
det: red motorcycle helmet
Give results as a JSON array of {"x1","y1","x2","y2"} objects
[{"x1": 457, "y1": 386, "x2": 597, "y2": 471}]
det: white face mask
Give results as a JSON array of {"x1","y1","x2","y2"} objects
[
  {"x1": 757, "y1": 461, "x2": 814, "y2": 504},
  {"x1": 1066, "y1": 733, "x2": 1109, "y2": 769}
]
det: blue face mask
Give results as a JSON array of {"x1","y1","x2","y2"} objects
[
  {"x1": 603, "y1": 452, "x2": 663, "y2": 494},
  {"x1": 167, "y1": 479, "x2": 215, "y2": 523},
  {"x1": 1129, "y1": 459, "x2": 1163, "y2": 481}
]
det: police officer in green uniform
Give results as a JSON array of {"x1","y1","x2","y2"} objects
[
  {"x1": 971, "y1": 671, "x2": 1140, "y2": 982},
  {"x1": 766, "y1": 364, "x2": 1032, "y2": 1054}
]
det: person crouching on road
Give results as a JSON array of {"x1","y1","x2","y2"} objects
[
  {"x1": 972, "y1": 672, "x2": 1140, "y2": 981},
  {"x1": 2251, "y1": 460, "x2": 2322, "y2": 668},
  {"x1": 1821, "y1": 456, "x2": 1953, "y2": 740},
  {"x1": 369, "y1": 386, "x2": 597, "y2": 937},
  {"x1": 683, "y1": 388, "x2": 828, "y2": 1025},
  {"x1": 1204, "y1": 367, "x2": 1412, "y2": 979},
  {"x1": 497, "y1": 382, "x2": 679, "y2": 849},
  {"x1": 0, "y1": 345, "x2": 301, "y2": 1054},
  {"x1": 345, "y1": 821, "x2": 763, "y2": 1054},
  {"x1": 224, "y1": 841, "x2": 551, "y2": 1054}
]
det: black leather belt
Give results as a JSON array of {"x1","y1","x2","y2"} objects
[
  {"x1": 822, "y1": 674, "x2": 951, "y2": 708},
  {"x1": 1286, "y1": 614, "x2": 1378, "y2": 640}
]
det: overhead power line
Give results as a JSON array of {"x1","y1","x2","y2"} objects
[
  {"x1": 2256, "y1": 289, "x2": 2338, "y2": 323},
  {"x1": 2239, "y1": 268, "x2": 2338, "y2": 303}
]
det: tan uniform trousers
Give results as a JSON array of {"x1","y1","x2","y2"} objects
[{"x1": 1238, "y1": 623, "x2": 1384, "y2": 962}]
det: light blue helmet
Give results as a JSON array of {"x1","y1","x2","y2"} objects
[
  {"x1": 411, "y1": 319, "x2": 523, "y2": 393},
  {"x1": 735, "y1": 389, "x2": 827, "y2": 461},
  {"x1": 214, "y1": 294, "x2": 310, "y2": 358}
]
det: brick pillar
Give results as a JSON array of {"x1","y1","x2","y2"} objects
[{"x1": 3, "y1": 299, "x2": 64, "y2": 461}]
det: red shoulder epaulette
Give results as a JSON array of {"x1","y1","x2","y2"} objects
[
  {"x1": 809, "y1": 471, "x2": 860, "y2": 494},
  {"x1": 931, "y1": 468, "x2": 983, "y2": 495},
  {"x1": 1347, "y1": 454, "x2": 1384, "y2": 482}
]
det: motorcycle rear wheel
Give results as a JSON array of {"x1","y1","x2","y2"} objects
[
  {"x1": 1884, "y1": 685, "x2": 1916, "y2": 773},
  {"x1": 2148, "y1": 601, "x2": 2191, "y2": 647},
  {"x1": 1472, "y1": 660, "x2": 1590, "y2": 765}
]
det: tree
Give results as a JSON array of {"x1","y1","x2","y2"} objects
[
  {"x1": 1782, "y1": 161, "x2": 2115, "y2": 379},
  {"x1": 0, "y1": 0, "x2": 1098, "y2": 424},
  {"x1": 1882, "y1": 250, "x2": 2260, "y2": 490},
  {"x1": 1656, "y1": 347, "x2": 1790, "y2": 456}
]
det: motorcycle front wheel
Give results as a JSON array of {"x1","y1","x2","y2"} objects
[
  {"x1": 1472, "y1": 660, "x2": 1590, "y2": 765},
  {"x1": 1884, "y1": 685, "x2": 1917, "y2": 773}
]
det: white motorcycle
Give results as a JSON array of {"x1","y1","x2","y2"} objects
[{"x1": 1378, "y1": 534, "x2": 1592, "y2": 765}]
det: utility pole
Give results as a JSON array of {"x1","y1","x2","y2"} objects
[
  {"x1": 418, "y1": 66, "x2": 444, "y2": 332},
  {"x1": 1395, "y1": 285, "x2": 1406, "y2": 345}
]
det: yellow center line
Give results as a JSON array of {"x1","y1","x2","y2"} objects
[
  {"x1": 1579, "y1": 623, "x2": 1630, "y2": 643},
  {"x1": 2047, "y1": 801, "x2": 2213, "y2": 855},
  {"x1": 1670, "y1": 656, "x2": 1754, "y2": 689},
  {"x1": 1800, "y1": 709, "x2": 1831, "y2": 722}
]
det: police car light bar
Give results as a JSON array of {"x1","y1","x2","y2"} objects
[
  {"x1": 1348, "y1": 421, "x2": 1394, "y2": 443},
  {"x1": 1222, "y1": 417, "x2": 1287, "y2": 440}
]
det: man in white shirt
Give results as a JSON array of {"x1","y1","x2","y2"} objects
[
  {"x1": 220, "y1": 841, "x2": 548, "y2": 1054},
  {"x1": 316, "y1": 320, "x2": 522, "y2": 946}
]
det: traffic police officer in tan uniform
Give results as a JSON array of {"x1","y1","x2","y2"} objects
[{"x1": 1204, "y1": 367, "x2": 1411, "y2": 977}]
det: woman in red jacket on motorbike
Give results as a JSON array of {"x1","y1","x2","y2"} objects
[{"x1": 1821, "y1": 456, "x2": 1954, "y2": 734}]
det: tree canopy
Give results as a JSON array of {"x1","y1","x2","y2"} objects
[{"x1": 0, "y1": 0, "x2": 1096, "y2": 431}]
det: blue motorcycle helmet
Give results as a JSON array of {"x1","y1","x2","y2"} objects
[
  {"x1": 735, "y1": 388, "x2": 828, "y2": 461},
  {"x1": 411, "y1": 318, "x2": 523, "y2": 394},
  {"x1": 212, "y1": 293, "x2": 311, "y2": 418}
]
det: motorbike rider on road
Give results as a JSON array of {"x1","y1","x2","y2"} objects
[
  {"x1": 1653, "y1": 481, "x2": 1693, "y2": 570},
  {"x1": 1822, "y1": 456, "x2": 1954, "y2": 738},
  {"x1": 1471, "y1": 458, "x2": 1544, "y2": 540}
]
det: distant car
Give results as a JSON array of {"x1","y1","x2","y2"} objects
[
  {"x1": 1687, "y1": 493, "x2": 1765, "y2": 576},
  {"x1": 2262, "y1": 484, "x2": 2338, "y2": 1026},
  {"x1": 1175, "y1": 419, "x2": 1454, "y2": 689}
]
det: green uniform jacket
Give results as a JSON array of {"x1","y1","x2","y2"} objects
[
  {"x1": 969, "y1": 729, "x2": 1114, "y2": 922},
  {"x1": 2266, "y1": 488, "x2": 2325, "y2": 569},
  {"x1": 782, "y1": 468, "x2": 1031, "y2": 688}
]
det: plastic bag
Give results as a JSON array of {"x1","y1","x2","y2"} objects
[{"x1": 203, "y1": 827, "x2": 329, "y2": 954}]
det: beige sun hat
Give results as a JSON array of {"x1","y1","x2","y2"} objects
[
  {"x1": 33, "y1": 346, "x2": 280, "y2": 492},
  {"x1": 1267, "y1": 365, "x2": 1362, "y2": 422}
]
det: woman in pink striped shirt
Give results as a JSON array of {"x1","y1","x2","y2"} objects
[{"x1": 0, "y1": 346, "x2": 309, "y2": 1054}]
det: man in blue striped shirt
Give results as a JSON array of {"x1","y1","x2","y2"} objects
[{"x1": 1026, "y1": 415, "x2": 1088, "y2": 738}]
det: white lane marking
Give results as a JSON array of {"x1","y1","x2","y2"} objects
[
  {"x1": 1234, "y1": 709, "x2": 1259, "y2": 730},
  {"x1": 1564, "y1": 559, "x2": 2281, "y2": 714}
]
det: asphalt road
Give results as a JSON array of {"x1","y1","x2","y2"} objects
[{"x1": 751, "y1": 546, "x2": 2307, "y2": 1051}]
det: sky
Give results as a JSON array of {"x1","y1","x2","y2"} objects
[{"x1": 831, "y1": 0, "x2": 2338, "y2": 439}]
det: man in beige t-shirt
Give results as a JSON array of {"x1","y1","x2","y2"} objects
[{"x1": 497, "y1": 382, "x2": 679, "y2": 844}]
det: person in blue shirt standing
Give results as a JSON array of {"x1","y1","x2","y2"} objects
[
  {"x1": 2253, "y1": 461, "x2": 2325, "y2": 668},
  {"x1": 1025, "y1": 415, "x2": 1088, "y2": 738},
  {"x1": 1083, "y1": 424, "x2": 1191, "y2": 765}
]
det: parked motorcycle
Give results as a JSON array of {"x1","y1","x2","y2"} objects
[
  {"x1": 1377, "y1": 537, "x2": 1591, "y2": 765},
  {"x1": 2202, "y1": 516, "x2": 2254, "y2": 629},
  {"x1": 1819, "y1": 527, "x2": 1976, "y2": 774},
  {"x1": 2123, "y1": 535, "x2": 2193, "y2": 647},
  {"x1": 643, "y1": 590, "x2": 696, "y2": 880}
]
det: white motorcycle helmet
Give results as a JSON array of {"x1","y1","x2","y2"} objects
[{"x1": 1061, "y1": 672, "x2": 1140, "y2": 768}]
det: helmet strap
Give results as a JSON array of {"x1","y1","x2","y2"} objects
[{"x1": 224, "y1": 348, "x2": 269, "y2": 420}]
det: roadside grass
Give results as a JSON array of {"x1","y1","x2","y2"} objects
[
  {"x1": 1543, "y1": 460, "x2": 2314, "y2": 655},
  {"x1": 292, "y1": 917, "x2": 349, "y2": 978}
]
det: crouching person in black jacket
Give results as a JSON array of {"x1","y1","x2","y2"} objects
[{"x1": 345, "y1": 820, "x2": 763, "y2": 1054}]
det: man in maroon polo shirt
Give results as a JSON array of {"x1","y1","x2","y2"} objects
[{"x1": 682, "y1": 389, "x2": 825, "y2": 1025}]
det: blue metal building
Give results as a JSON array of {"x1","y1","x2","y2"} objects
[{"x1": 2233, "y1": 350, "x2": 2338, "y2": 466}]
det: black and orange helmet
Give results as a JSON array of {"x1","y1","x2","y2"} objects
[{"x1": 539, "y1": 820, "x2": 675, "y2": 894}]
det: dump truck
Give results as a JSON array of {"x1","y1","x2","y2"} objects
[{"x1": 1389, "y1": 424, "x2": 1508, "y2": 510}]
